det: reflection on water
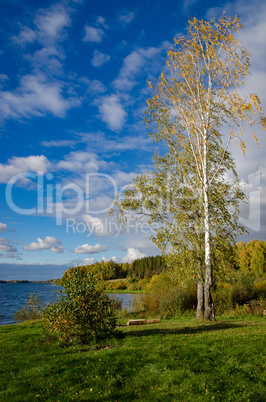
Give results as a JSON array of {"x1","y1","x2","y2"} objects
[{"x1": 107, "y1": 293, "x2": 136, "y2": 311}]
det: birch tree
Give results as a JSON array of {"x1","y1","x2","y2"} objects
[{"x1": 115, "y1": 15, "x2": 265, "y2": 320}]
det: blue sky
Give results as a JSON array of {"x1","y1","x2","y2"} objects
[{"x1": 0, "y1": 0, "x2": 266, "y2": 280}]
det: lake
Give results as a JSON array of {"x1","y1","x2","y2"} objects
[{"x1": 0, "y1": 283, "x2": 135, "y2": 326}]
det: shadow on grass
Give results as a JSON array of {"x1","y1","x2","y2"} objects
[{"x1": 122, "y1": 321, "x2": 245, "y2": 338}]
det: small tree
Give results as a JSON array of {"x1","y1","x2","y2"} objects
[
  {"x1": 14, "y1": 293, "x2": 43, "y2": 323},
  {"x1": 43, "y1": 268, "x2": 116, "y2": 343}
]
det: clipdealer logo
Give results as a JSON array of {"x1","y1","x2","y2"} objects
[{"x1": 5, "y1": 170, "x2": 263, "y2": 233}]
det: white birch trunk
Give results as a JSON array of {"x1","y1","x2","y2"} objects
[
  {"x1": 196, "y1": 276, "x2": 204, "y2": 319},
  {"x1": 202, "y1": 136, "x2": 215, "y2": 320}
]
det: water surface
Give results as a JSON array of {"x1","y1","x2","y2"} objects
[{"x1": 0, "y1": 283, "x2": 134, "y2": 325}]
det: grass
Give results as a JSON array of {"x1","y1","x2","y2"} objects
[{"x1": 0, "y1": 316, "x2": 265, "y2": 401}]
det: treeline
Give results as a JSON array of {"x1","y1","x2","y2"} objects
[
  {"x1": 60, "y1": 239, "x2": 266, "y2": 286},
  {"x1": 61, "y1": 261, "x2": 129, "y2": 284},
  {"x1": 60, "y1": 255, "x2": 166, "y2": 285},
  {"x1": 129, "y1": 255, "x2": 166, "y2": 279}
]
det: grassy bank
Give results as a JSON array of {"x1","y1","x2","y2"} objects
[
  {"x1": 105, "y1": 289, "x2": 142, "y2": 294},
  {"x1": 0, "y1": 316, "x2": 265, "y2": 401}
]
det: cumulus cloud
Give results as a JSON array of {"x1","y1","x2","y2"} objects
[
  {"x1": 82, "y1": 214, "x2": 105, "y2": 235},
  {"x1": 91, "y1": 50, "x2": 111, "y2": 67},
  {"x1": 73, "y1": 243, "x2": 109, "y2": 254},
  {"x1": 83, "y1": 26, "x2": 104, "y2": 42},
  {"x1": 98, "y1": 95, "x2": 127, "y2": 131},
  {"x1": 122, "y1": 247, "x2": 146, "y2": 263},
  {"x1": 0, "y1": 155, "x2": 50, "y2": 184},
  {"x1": 0, "y1": 223, "x2": 8, "y2": 233},
  {"x1": 24, "y1": 236, "x2": 63, "y2": 253}
]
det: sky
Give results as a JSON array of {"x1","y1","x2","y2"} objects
[{"x1": 0, "y1": 0, "x2": 266, "y2": 280}]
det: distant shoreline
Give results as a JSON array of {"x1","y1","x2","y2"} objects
[{"x1": 0, "y1": 279, "x2": 60, "y2": 284}]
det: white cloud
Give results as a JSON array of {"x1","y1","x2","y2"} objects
[
  {"x1": 73, "y1": 243, "x2": 109, "y2": 254},
  {"x1": 122, "y1": 247, "x2": 146, "y2": 263},
  {"x1": 2, "y1": 4, "x2": 80, "y2": 122},
  {"x1": 96, "y1": 16, "x2": 108, "y2": 29},
  {"x1": 98, "y1": 95, "x2": 127, "y2": 131},
  {"x1": 91, "y1": 50, "x2": 111, "y2": 67},
  {"x1": 0, "y1": 223, "x2": 8, "y2": 233},
  {"x1": 0, "y1": 73, "x2": 79, "y2": 120},
  {"x1": 41, "y1": 139, "x2": 76, "y2": 148},
  {"x1": 25, "y1": 47, "x2": 64, "y2": 75},
  {"x1": 57, "y1": 151, "x2": 107, "y2": 173},
  {"x1": 101, "y1": 256, "x2": 119, "y2": 263},
  {"x1": 76, "y1": 131, "x2": 151, "y2": 152},
  {"x1": 113, "y1": 47, "x2": 163, "y2": 91},
  {"x1": 119, "y1": 11, "x2": 136, "y2": 25},
  {"x1": 80, "y1": 257, "x2": 96, "y2": 265},
  {"x1": 34, "y1": 5, "x2": 70, "y2": 43},
  {"x1": 12, "y1": 27, "x2": 37, "y2": 46},
  {"x1": 83, "y1": 26, "x2": 104, "y2": 43},
  {"x1": 24, "y1": 236, "x2": 63, "y2": 253},
  {"x1": 0, "y1": 237, "x2": 18, "y2": 254},
  {"x1": 13, "y1": 4, "x2": 71, "y2": 47},
  {"x1": 86, "y1": 79, "x2": 106, "y2": 94},
  {"x1": 0, "y1": 155, "x2": 50, "y2": 183},
  {"x1": 82, "y1": 214, "x2": 105, "y2": 235},
  {"x1": 113, "y1": 171, "x2": 138, "y2": 186}
]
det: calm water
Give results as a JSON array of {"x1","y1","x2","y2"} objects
[{"x1": 0, "y1": 283, "x2": 135, "y2": 326}]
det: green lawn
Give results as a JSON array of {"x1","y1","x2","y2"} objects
[{"x1": 0, "y1": 316, "x2": 265, "y2": 401}]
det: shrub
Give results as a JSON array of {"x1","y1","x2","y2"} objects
[
  {"x1": 139, "y1": 274, "x2": 197, "y2": 317},
  {"x1": 213, "y1": 275, "x2": 266, "y2": 315},
  {"x1": 159, "y1": 282, "x2": 197, "y2": 317},
  {"x1": 141, "y1": 274, "x2": 171, "y2": 314},
  {"x1": 14, "y1": 293, "x2": 43, "y2": 323},
  {"x1": 212, "y1": 284, "x2": 233, "y2": 315},
  {"x1": 254, "y1": 279, "x2": 266, "y2": 299},
  {"x1": 43, "y1": 268, "x2": 116, "y2": 344}
]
